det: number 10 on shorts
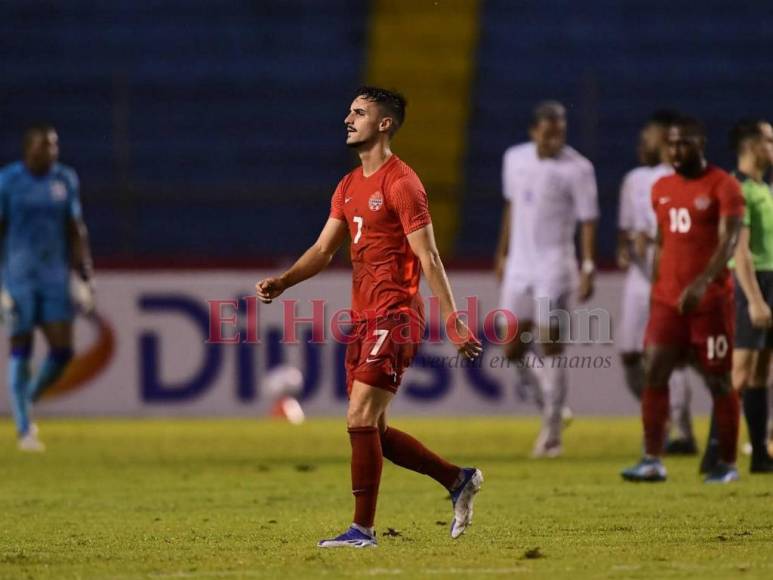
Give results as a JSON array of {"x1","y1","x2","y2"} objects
[{"x1": 707, "y1": 334, "x2": 728, "y2": 360}]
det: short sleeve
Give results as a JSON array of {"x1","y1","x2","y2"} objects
[
  {"x1": 502, "y1": 150, "x2": 513, "y2": 201},
  {"x1": 388, "y1": 175, "x2": 431, "y2": 235},
  {"x1": 717, "y1": 174, "x2": 745, "y2": 218},
  {"x1": 651, "y1": 178, "x2": 665, "y2": 216},
  {"x1": 571, "y1": 162, "x2": 599, "y2": 221},
  {"x1": 329, "y1": 178, "x2": 346, "y2": 220},
  {"x1": 617, "y1": 172, "x2": 634, "y2": 230},
  {"x1": 65, "y1": 168, "x2": 83, "y2": 219}
]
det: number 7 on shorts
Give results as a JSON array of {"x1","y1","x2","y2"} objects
[{"x1": 369, "y1": 329, "x2": 389, "y2": 357}]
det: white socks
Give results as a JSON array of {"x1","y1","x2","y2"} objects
[{"x1": 538, "y1": 356, "x2": 568, "y2": 443}]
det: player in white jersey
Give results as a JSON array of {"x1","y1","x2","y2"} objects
[
  {"x1": 495, "y1": 101, "x2": 599, "y2": 457},
  {"x1": 617, "y1": 110, "x2": 699, "y2": 455}
]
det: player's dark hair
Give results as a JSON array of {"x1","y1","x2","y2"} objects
[
  {"x1": 672, "y1": 115, "x2": 706, "y2": 138},
  {"x1": 530, "y1": 100, "x2": 566, "y2": 128},
  {"x1": 354, "y1": 86, "x2": 407, "y2": 136},
  {"x1": 729, "y1": 118, "x2": 767, "y2": 154},
  {"x1": 23, "y1": 123, "x2": 56, "y2": 150},
  {"x1": 647, "y1": 109, "x2": 681, "y2": 128}
]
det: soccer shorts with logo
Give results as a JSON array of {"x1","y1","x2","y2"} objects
[
  {"x1": 499, "y1": 277, "x2": 572, "y2": 331},
  {"x1": 645, "y1": 294, "x2": 735, "y2": 374},
  {"x1": 345, "y1": 312, "x2": 423, "y2": 396},
  {"x1": 5, "y1": 281, "x2": 74, "y2": 337},
  {"x1": 618, "y1": 266, "x2": 651, "y2": 353},
  {"x1": 734, "y1": 271, "x2": 773, "y2": 350}
]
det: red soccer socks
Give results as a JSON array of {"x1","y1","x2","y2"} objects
[
  {"x1": 642, "y1": 387, "x2": 669, "y2": 457},
  {"x1": 380, "y1": 427, "x2": 461, "y2": 490},
  {"x1": 348, "y1": 426, "x2": 383, "y2": 529},
  {"x1": 712, "y1": 390, "x2": 740, "y2": 465}
]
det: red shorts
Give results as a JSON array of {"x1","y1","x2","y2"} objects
[
  {"x1": 644, "y1": 295, "x2": 735, "y2": 374},
  {"x1": 345, "y1": 312, "x2": 424, "y2": 396}
]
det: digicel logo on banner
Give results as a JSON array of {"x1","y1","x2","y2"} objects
[
  {"x1": 138, "y1": 294, "x2": 512, "y2": 404},
  {"x1": 138, "y1": 292, "x2": 613, "y2": 405},
  {"x1": 11, "y1": 272, "x2": 634, "y2": 418}
]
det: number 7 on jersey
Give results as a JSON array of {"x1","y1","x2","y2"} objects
[{"x1": 353, "y1": 215, "x2": 363, "y2": 244}]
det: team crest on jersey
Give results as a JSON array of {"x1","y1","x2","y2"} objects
[
  {"x1": 694, "y1": 195, "x2": 711, "y2": 210},
  {"x1": 50, "y1": 181, "x2": 67, "y2": 201},
  {"x1": 368, "y1": 191, "x2": 384, "y2": 211}
]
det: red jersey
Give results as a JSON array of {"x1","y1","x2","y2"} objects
[
  {"x1": 651, "y1": 165, "x2": 744, "y2": 308},
  {"x1": 330, "y1": 155, "x2": 431, "y2": 321}
]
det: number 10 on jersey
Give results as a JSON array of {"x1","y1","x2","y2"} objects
[{"x1": 669, "y1": 207, "x2": 691, "y2": 233}]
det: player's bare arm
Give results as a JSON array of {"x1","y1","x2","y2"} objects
[
  {"x1": 650, "y1": 225, "x2": 663, "y2": 285},
  {"x1": 632, "y1": 230, "x2": 653, "y2": 262},
  {"x1": 256, "y1": 217, "x2": 348, "y2": 304},
  {"x1": 407, "y1": 223, "x2": 482, "y2": 360},
  {"x1": 69, "y1": 217, "x2": 94, "y2": 281},
  {"x1": 616, "y1": 173, "x2": 633, "y2": 269},
  {"x1": 494, "y1": 201, "x2": 510, "y2": 281},
  {"x1": 732, "y1": 226, "x2": 772, "y2": 327},
  {"x1": 631, "y1": 227, "x2": 658, "y2": 264},
  {"x1": 578, "y1": 219, "x2": 597, "y2": 301},
  {"x1": 68, "y1": 217, "x2": 96, "y2": 313},
  {"x1": 678, "y1": 214, "x2": 742, "y2": 314},
  {"x1": 616, "y1": 228, "x2": 631, "y2": 269}
]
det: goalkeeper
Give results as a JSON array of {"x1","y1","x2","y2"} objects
[{"x1": 0, "y1": 124, "x2": 94, "y2": 451}]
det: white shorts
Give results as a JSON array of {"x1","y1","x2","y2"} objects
[
  {"x1": 618, "y1": 267, "x2": 651, "y2": 353},
  {"x1": 499, "y1": 277, "x2": 572, "y2": 331}
]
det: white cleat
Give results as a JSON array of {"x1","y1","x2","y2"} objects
[
  {"x1": 532, "y1": 442, "x2": 563, "y2": 459},
  {"x1": 561, "y1": 406, "x2": 574, "y2": 428},
  {"x1": 450, "y1": 468, "x2": 483, "y2": 539},
  {"x1": 532, "y1": 429, "x2": 562, "y2": 458},
  {"x1": 18, "y1": 430, "x2": 45, "y2": 453}
]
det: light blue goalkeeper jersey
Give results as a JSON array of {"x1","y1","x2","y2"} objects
[{"x1": 0, "y1": 161, "x2": 82, "y2": 287}]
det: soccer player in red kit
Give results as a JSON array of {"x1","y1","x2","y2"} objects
[
  {"x1": 256, "y1": 86, "x2": 483, "y2": 548},
  {"x1": 621, "y1": 116, "x2": 744, "y2": 484}
]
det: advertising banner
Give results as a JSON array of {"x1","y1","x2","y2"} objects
[{"x1": 0, "y1": 271, "x2": 714, "y2": 417}]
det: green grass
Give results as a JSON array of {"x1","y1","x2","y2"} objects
[{"x1": 0, "y1": 417, "x2": 771, "y2": 580}]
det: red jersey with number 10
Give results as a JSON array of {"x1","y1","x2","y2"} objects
[
  {"x1": 651, "y1": 165, "x2": 744, "y2": 309},
  {"x1": 330, "y1": 155, "x2": 431, "y2": 322}
]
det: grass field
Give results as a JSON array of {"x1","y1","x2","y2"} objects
[{"x1": 1, "y1": 417, "x2": 772, "y2": 579}]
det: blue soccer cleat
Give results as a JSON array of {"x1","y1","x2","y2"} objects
[
  {"x1": 450, "y1": 467, "x2": 484, "y2": 539},
  {"x1": 318, "y1": 524, "x2": 377, "y2": 548},
  {"x1": 703, "y1": 463, "x2": 739, "y2": 484},
  {"x1": 621, "y1": 457, "x2": 667, "y2": 482}
]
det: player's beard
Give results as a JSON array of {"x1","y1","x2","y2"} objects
[
  {"x1": 346, "y1": 132, "x2": 376, "y2": 150},
  {"x1": 346, "y1": 139, "x2": 368, "y2": 150},
  {"x1": 674, "y1": 156, "x2": 704, "y2": 178}
]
